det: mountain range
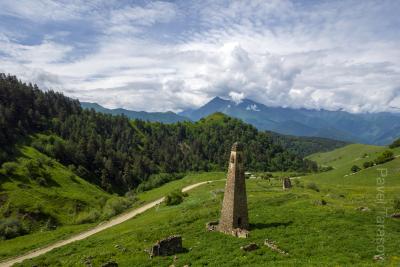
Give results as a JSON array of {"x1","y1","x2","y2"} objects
[
  {"x1": 80, "y1": 102, "x2": 189, "y2": 123},
  {"x1": 81, "y1": 97, "x2": 400, "y2": 145}
]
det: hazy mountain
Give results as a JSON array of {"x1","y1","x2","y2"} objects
[
  {"x1": 81, "y1": 102, "x2": 190, "y2": 123},
  {"x1": 180, "y1": 97, "x2": 400, "y2": 145}
]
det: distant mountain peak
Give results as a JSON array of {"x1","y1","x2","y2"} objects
[{"x1": 179, "y1": 96, "x2": 400, "y2": 145}]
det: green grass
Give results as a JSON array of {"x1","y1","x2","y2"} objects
[
  {"x1": 0, "y1": 143, "x2": 117, "y2": 260},
  {"x1": 0, "y1": 143, "x2": 224, "y2": 263},
  {"x1": 12, "y1": 144, "x2": 400, "y2": 266}
]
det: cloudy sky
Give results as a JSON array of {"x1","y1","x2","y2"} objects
[{"x1": 0, "y1": 0, "x2": 399, "y2": 113}]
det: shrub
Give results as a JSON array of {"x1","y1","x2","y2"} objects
[
  {"x1": 389, "y1": 138, "x2": 400, "y2": 149},
  {"x1": 363, "y1": 161, "x2": 374, "y2": 169},
  {"x1": 75, "y1": 210, "x2": 100, "y2": 224},
  {"x1": 0, "y1": 218, "x2": 26, "y2": 240},
  {"x1": 165, "y1": 190, "x2": 185, "y2": 206},
  {"x1": 2, "y1": 162, "x2": 18, "y2": 176},
  {"x1": 374, "y1": 150, "x2": 395, "y2": 165},
  {"x1": 306, "y1": 182, "x2": 320, "y2": 192},
  {"x1": 351, "y1": 165, "x2": 361, "y2": 173},
  {"x1": 102, "y1": 198, "x2": 130, "y2": 218},
  {"x1": 125, "y1": 190, "x2": 138, "y2": 203},
  {"x1": 319, "y1": 166, "x2": 333, "y2": 172}
]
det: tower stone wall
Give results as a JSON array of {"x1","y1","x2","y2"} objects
[{"x1": 218, "y1": 142, "x2": 249, "y2": 234}]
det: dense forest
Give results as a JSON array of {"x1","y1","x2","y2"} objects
[{"x1": 0, "y1": 74, "x2": 345, "y2": 193}]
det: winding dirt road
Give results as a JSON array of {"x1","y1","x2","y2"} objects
[{"x1": 0, "y1": 180, "x2": 218, "y2": 267}]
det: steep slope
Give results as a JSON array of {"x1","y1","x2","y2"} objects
[
  {"x1": 180, "y1": 97, "x2": 400, "y2": 145},
  {"x1": 0, "y1": 136, "x2": 136, "y2": 259},
  {"x1": 81, "y1": 102, "x2": 189, "y2": 123}
]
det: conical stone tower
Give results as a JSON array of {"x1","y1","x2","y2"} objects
[{"x1": 218, "y1": 142, "x2": 249, "y2": 236}]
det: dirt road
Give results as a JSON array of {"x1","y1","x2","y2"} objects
[{"x1": 0, "y1": 180, "x2": 218, "y2": 267}]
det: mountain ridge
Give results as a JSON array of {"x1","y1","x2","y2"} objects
[
  {"x1": 81, "y1": 101, "x2": 190, "y2": 123},
  {"x1": 179, "y1": 97, "x2": 400, "y2": 145}
]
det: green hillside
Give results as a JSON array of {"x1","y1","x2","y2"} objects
[
  {"x1": 0, "y1": 137, "x2": 135, "y2": 259},
  {"x1": 14, "y1": 144, "x2": 400, "y2": 266}
]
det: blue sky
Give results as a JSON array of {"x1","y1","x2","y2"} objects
[{"x1": 0, "y1": 0, "x2": 399, "y2": 113}]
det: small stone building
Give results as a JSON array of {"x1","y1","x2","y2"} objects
[{"x1": 217, "y1": 142, "x2": 249, "y2": 235}]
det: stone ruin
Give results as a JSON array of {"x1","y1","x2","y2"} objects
[
  {"x1": 282, "y1": 177, "x2": 292, "y2": 190},
  {"x1": 213, "y1": 142, "x2": 250, "y2": 238},
  {"x1": 240, "y1": 243, "x2": 259, "y2": 252},
  {"x1": 149, "y1": 235, "x2": 183, "y2": 257}
]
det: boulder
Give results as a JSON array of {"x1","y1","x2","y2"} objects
[
  {"x1": 264, "y1": 239, "x2": 288, "y2": 255},
  {"x1": 240, "y1": 243, "x2": 259, "y2": 251},
  {"x1": 206, "y1": 221, "x2": 218, "y2": 232},
  {"x1": 232, "y1": 228, "x2": 249, "y2": 238},
  {"x1": 149, "y1": 235, "x2": 183, "y2": 257}
]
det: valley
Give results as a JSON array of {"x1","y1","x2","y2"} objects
[{"x1": 1, "y1": 144, "x2": 398, "y2": 266}]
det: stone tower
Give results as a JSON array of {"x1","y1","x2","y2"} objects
[{"x1": 218, "y1": 142, "x2": 249, "y2": 235}]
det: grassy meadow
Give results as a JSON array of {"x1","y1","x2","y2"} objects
[{"x1": 9, "y1": 144, "x2": 400, "y2": 266}]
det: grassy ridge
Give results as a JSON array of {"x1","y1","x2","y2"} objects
[{"x1": 13, "y1": 144, "x2": 400, "y2": 266}]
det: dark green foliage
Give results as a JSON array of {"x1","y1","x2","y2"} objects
[
  {"x1": 389, "y1": 138, "x2": 400, "y2": 149},
  {"x1": 2, "y1": 162, "x2": 18, "y2": 176},
  {"x1": 102, "y1": 198, "x2": 131, "y2": 218},
  {"x1": 165, "y1": 190, "x2": 186, "y2": 206},
  {"x1": 363, "y1": 161, "x2": 374, "y2": 169},
  {"x1": 0, "y1": 74, "x2": 323, "y2": 193},
  {"x1": 0, "y1": 218, "x2": 26, "y2": 240},
  {"x1": 374, "y1": 150, "x2": 395, "y2": 165},
  {"x1": 350, "y1": 165, "x2": 361, "y2": 173},
  {"x1": 306, "y1": 182, "x2": 320, "y2": 192},
  {"x1": 319, "y1": 165, "x2": 333, "y2": 172}
]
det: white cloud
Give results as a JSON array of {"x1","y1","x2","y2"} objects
[
  {"x1": 0, "y1": 0, "x2": 399, "y2": 113},
  {"x1": 229, "y1": 91, "x2": 245, "y2": 104}
]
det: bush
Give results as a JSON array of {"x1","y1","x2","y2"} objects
[
  {"x1": 102, "y1": 198, "x2": 131, "y2": 218},
  {"x1": 374, "y1": 150, "x2": 395, "y2": 165},
  {"x1": 351, "y1": 165, "x2": 361, "y2": 173},
  {"x1": 0, "y1": 218, "x2": 26, "y2": 240},
  {"x1": 125, "y1": 190, "x2": 138, "y2": 203},
  {"x1": 2, "y1": 162, "x2": 18, "y2": 176},
  {"x1": 165, "y1": 190, "x2": 185, "y2": 206},
  {"x1": 75, "y1": 210, "x2": 100, "y2": 224},
  {"x1": 389, "y1": 138, "x2": 400, "y2": 149},
  {"x1": 363, "y1": 161, "x2": 374, "y2": 169},
  {"x1": 319, "y1": 165, "x2": 333, "y2": 172},
  {"x1": 25, "y1": 159, "x2": 41, "y2": 179},
  {"x1": 306, "y1": 182, "x2": 320, "y2": 192}
]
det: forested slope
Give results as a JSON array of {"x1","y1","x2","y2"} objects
[{"x1": 0, "y1": 74, "x2": 345, "y2": 193}]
